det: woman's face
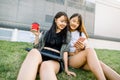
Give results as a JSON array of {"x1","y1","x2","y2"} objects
[
  {"x1": 55, "y1": 15, "x2": 68, "y2": 32},
  {"x1": 70, "y1": 16, "x2": 79, "y2": 31}
]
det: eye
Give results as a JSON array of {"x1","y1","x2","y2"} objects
[
  {"x1": 61, "y1": 20, "x2": 67, "y2": 23},
  {"x1": 71, "y1": 20, "x2": 75, "y2": 23}
]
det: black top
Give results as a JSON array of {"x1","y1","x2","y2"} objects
[{"x1": 44, "y1": 32, "x2": 63, "y2": 51}]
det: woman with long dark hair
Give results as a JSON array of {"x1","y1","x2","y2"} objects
[{"x1": 17, "y1": 12, "x2": 75, "y2": 80}]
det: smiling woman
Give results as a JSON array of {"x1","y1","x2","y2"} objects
[
  {"x1": 17, "y1": 11, "x2": 75, "y2": 80},
  {"x1": 55, "y1": 16, "x2": 68, "y2": 33},
  {"x1": 68, "y1": 13, "x2": 120, "y2": 80}
]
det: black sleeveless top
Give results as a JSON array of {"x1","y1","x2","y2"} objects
[{"x1": 44, "y1": 32, "x2": 63, "y2": 51}]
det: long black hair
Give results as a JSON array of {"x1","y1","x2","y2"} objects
[{"x1": 45, "y1": 11, "x2": 69, "y2": 44}]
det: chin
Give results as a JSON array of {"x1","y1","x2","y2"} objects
[
  {"x1": 61, "y1": 27, "x2": 65, "y2": 30},
  {"x1": 71, "y1": 27, "x2": 76, "y2": 30}
]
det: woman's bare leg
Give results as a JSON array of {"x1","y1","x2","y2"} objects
[
  {"x1": 69, "y1": 50, "x2": 87, "y2": 68},
  {"x1": 85, "y1": 48, "x2": 106, "y2": 80},
  {"x1": 39, "y1": 60, "x2": 60, "y2": 80},
  {"x1": 100, "y1": 61, "x2": 120, "y2": 80},
  {"x1": 69, "y1": 48, "x2": 106, "y2": 80},
  {"x1": 17, "y1": 49, "x2": 42, "y2": 80},
  {"x1": 82, "y1": 60, "x2": 120, "y2": 80}
]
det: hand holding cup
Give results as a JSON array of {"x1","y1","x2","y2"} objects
[{"x1": 31, "y1": 22, "x2": 40, "y2": 36}]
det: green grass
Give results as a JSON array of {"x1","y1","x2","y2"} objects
[{"x1": 0, "y1": 40, "x2": 120, "y2": 80}]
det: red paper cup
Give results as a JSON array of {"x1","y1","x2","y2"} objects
[{"x1": 31, "y1": 23, "x2": 40, "y2": 31}]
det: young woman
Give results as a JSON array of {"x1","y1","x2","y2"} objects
[
  {"x1": 68, "y1": 13, "x2": 120, "y2": 80},
  {"x1": 17, "y1": 12, "x2": 75, "y2": 80}
]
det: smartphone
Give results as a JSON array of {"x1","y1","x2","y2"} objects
[{"x1": 79, "y1": 37, "x2": 85, "y2": 42}]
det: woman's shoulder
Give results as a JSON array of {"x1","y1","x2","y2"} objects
[{"x1": 81, "y1": 32, "x2": 86, "y2": 38}]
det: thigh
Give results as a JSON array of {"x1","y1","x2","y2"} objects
[
  {"x1": 69, "y1": 50, "x2": 87, "y2": 68},
  {"x1": 27, "y1": 48, "x2": 42, "y2": 62},
  {"x1": 40, "y1": 60, "x2": 60, "y2": 74},
  {"x1": 17, "y1": 49, "x2": 42, "y2": 80},
  {"x1": 82, "y1": 63, "x2": 90, "y2": 71}
]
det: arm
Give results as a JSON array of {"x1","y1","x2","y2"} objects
[
  {"x1": 30, "y1": 23, "x2": 41, "y2": 45},
  {"x1": 63, "y1": 52, "x2": 69, "y2": 72},
  {"x1": 63, "y1": 52, "x2": 76, "y2": 77},
  {"x1": 31, "y1": 29, "x2": 43, "y2": 48},
  {"x1": 31, "y1": 30, "x2": 40, "y2": 45},
  {"x1": 34, "y1": 33, "x2": 40, "y2": 45}
]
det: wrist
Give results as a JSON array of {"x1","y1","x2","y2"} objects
[
  {"x1": 65, "y1": 68, "x2": 69, "y2": 72},
  {"x1": 82, "y1": 45, "x2": 86, "y2": 50},
  {"x1": 35, "y1": 35, "x2": 39, "y2": 38}
]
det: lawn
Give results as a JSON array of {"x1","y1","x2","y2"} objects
[{"x1": 0, "y1": 40, "x2": 120, "y2": 80}]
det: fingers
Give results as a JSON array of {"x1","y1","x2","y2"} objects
[
  {"x1": 31, "y1": 30, "x2": 40, "y2": 36},
  {"x1": 74, "y1": 41, "x2": 84, "y2": 49},
  {"x1": 70, "y1": 72, "x2": 76, "y2": 77},
  {"x1": 67, "y1": 71, "x2": 76, "y2": 77}
]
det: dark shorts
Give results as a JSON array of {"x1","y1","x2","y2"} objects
[{"x1": 39, "y1": 49, "x2": 64, "y2": 73}]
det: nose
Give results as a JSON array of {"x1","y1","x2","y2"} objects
[
  {"x1": 72, "y1": 21, "x2": 76, "y2": 25},
  {"x1": 62, "y1": 22, "x2": 67, "y2": 26},
  {"x1": 72, "y1": 22, "x2": 78, "y2": 26}
]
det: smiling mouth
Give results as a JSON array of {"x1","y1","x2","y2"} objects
[
  {"x1": 71, "y1": 25, "x2": 76, "y2": 28},
  {"x1": 61, "y1": 25, "x2": 65, "y2": 28}
]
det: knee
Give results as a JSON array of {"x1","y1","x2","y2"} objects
[
  {"x1": 40, "y1": 61, "x2": 52, "y2": 72},
  {"x1": 85, "y1": 47, "x2": 93, "y2": 51},
  {"x1": 41, "y1": 61, "x2": 51, "y2": 69},
  {"x1": 40, "y1": 61, "x2": 58, "y2": 70},
  {"x1": 27, "y1": 48, "x2": 42, "y2": 64},
  {"x1": 29, "y1": 48, "x2": 39, "y2": 54},
  {"x1": 28, "y1": 49, "x2": 40, "y2": 57},
  {"x1": 40, "y1": 61, "x2": 60, "y2": 74},
  {"x1": 85, "y1": 48, "x2": 96, "y2": 54}
]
